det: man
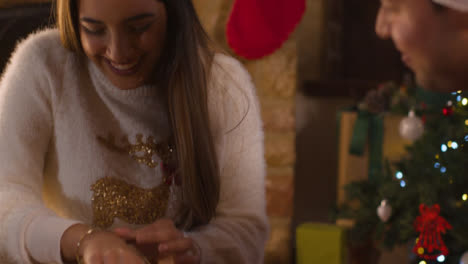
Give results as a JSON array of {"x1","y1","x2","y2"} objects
[{"x1": 375, "y1": 0, "x2": 468, "y2": 92}]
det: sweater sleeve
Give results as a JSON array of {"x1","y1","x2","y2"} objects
[
  {"x1": 0, "y1": 31, "x2": 79, "y2": 264},
  {"x1": 186, "y1": 54, "x2": 269, "y2": 264}
]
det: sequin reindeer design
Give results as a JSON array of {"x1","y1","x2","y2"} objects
[{"x1": 92, "y1": 134, "x2": 178, "y2": 229}]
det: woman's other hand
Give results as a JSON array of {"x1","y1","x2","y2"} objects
[
  {"x1": 61, "y1": 224, "x2": 147, "y2": 264},
  {"x1": 114, "y1": 219, "x2": 200, "y2": 264}
]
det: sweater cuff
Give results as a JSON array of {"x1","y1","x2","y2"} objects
[
  {"x1": 25, "y1": 214, "x2": 80, "y2": 264},
  {"x1": 184, "y1": 231, "x2": 210, "y2": 264}
]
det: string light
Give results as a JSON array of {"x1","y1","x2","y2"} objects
[
  {"x1": 440, "y1": 167, "x2": 447, "y2": 173},
  {"x1": 441, "y1": 144, "x2": 448, "y2": 152},
  {"x1": 463, "y1": 194, "x2": 468, "y2": 201},
  {"x1": 419, "y1": 261, "x2": 427, "y2": 264},
  {"x1": 434, "y1": 162, "x2": 441, "y2": 169},
  {"x1": 418, "y1": 247, "x2": 425, "y2": 255},
  {"x1": 436, "y1": 154, "x2": 440, "y2": 159},
  {"x1": 452, "y1": 142, "x2": 459, "y2": 149},
  {"x1": 447, "y1": 141, "x2": 453, "y2": 148},
  {"x1": 465, "y1": 135, "x2": 468, "y2": 142},
  {"x1": 457, "y1": 95, "x2": 462, "y2": 102},
  {"x1": 463, "y1": 98, "x2": 468, "y2": 106},
  {"x1": 400, "y1": 180, "x2": 406, "y2": 188},
  {"x1": 396, "y1": 171, "x2": 403, "y2": 180},
  {"x1": 458, "y1": 90, "x2": 462, "y2": 94},
  {"x1": 465, "y1": 120, "x2": 468, "y2": 126},
  {"x1": 437, "y1": 255, "x2": 446, "y2": 262}
]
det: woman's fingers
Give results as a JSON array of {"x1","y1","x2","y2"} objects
[
  {"x1": 80, "y1": 231, "x2": 148, "y2": 264},
  {"x1": 102, "y1": 250, "x2": 119, "y2": 264},
  {"x1": 174, "y1": 254, "x2": 201, "y2": 264},
  {"x1": 83, "y1": 252, "x2": 104, "y2": 264},
  {"x1": 112, "y1": 227, "x2": 136, "y2": 241},
  {"x1": 158, "y1": 237, "x2": 193, "y2": 256},
  {"x1": 119, "y1": 251, "x2": 147, "y2": 264},
  {"x1": 136, "y1": 227, "x2": 182, "y2": 244},
  {"x1": 121, "y1": 219, "x2": 199, "y2": 263}
]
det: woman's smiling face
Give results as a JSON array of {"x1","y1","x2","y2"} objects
[{"x1": 78, "y1": 0, "x2": 167, "y2": 90}]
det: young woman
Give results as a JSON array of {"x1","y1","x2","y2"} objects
[{"x1": 0, "y1": 0, "x2": 268, "y2": 263}]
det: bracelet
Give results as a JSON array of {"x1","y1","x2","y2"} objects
[{"x1": 75, "y1": 227, "x2": 100, "y2": 264}]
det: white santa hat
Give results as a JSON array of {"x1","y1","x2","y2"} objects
[{"x1": 432, "y1": 0, "x2": 468, "y2": 11}]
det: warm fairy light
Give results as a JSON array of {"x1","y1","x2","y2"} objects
[
  {"x1": 418, "y1": 247, "x2": 425, "y2": 255},
  {"x1": 463, "y1": 194, "x2": 468, "y2": 201},
  {"x1": 463, "y1": 98, "x2": 468, "y2": 106}
]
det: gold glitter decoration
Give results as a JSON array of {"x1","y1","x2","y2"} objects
[
  {"x1": 97, "y1": 134, "x2": 175, "y2": 169},
  {"x1": 91, "y1": 177, "x2": 170, "y2": 229}
]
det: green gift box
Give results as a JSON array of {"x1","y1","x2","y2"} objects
[{"x1": 296, "y1": 223, "x2": 345, "y2": 264}]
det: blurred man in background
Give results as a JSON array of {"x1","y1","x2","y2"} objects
[{"x1": 375, "y1": 0, "x2": 468, "y2": 92}]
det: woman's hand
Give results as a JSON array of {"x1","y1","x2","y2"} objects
[
  {"x1": 61, "y1": 224, "x2": 148, "y2": 264},
  {"x1": 113, "y1": 219, "x2": 200, "y2": 264},
  {"x1": 79, "y1": 230, "x2": 148, "y2": 264}
]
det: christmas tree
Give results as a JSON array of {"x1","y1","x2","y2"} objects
[{"x1": 337, "y1": 83, "x2": 468, "y2": 264}]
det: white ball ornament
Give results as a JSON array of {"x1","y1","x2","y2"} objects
[
  {"x1": 399, "y1": 110, "x2": 424, "y2": 141},
  {"x1": 377, "y1": 200, "x2": 392, "y2": 222}
]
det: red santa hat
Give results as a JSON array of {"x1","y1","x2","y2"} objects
[{"x1": 226, "y1": 0, "x2": 306, "y2": 60}]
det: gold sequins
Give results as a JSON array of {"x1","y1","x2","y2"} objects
[
  {"x1": 97, "y1": 134, "x2": 175, "y2": 169},
  {"x1": 127, "y1": 134, "x2": 159, "y2": 168},
  {"x1": 91, "y1": 177, "x2": 170, "y2": 229}
]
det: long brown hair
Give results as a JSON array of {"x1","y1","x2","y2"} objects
[{"x1": 55, "y1": 0, "x2": 220, "y2": 229}]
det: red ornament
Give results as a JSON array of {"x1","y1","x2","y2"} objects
[
  {"x1": 413, "y1": 204, "x2": 452, "y2": 260},
  {"x1": 443, "y1": 106, "x2": 454, "y2": 116}
]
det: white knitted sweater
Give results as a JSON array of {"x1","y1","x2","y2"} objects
[{"x1": 0, "y1": 28, "x2": 268, "y2": 264}]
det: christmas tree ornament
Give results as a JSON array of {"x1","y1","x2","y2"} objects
[
  {"x1": 443, "y1": 101, "x2": 454, "y2": 116},
  {"x1": 413, "y1": 204, "x2": 452, "y2": 260},
  {"x1": 399, "y1": 110, "x2": 424, "y2": 141},
  {"x1": 460, "y1": 251, "x2": 468, "y2": 264},
  {"x1": 377, "y1": 200, "x2": 392, "y2": 222},
  {"x1": 226, "y1": 0, "x2": 306, "y2": 59}
]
